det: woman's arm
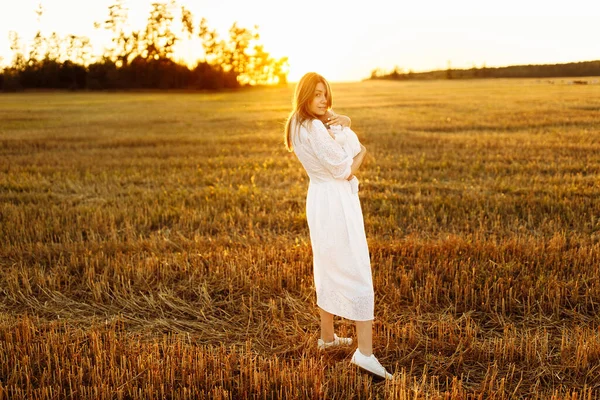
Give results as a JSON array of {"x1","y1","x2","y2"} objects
[
  {"x1": 306, "y1": 119, "x2": 354, "y2": 180},
  {"x1": 347, "y1": 144, "x2": 366, "y2": 180}
]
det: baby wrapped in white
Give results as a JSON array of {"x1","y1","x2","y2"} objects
[{"x1": 328, "y1": 124, "x2": 361, "y2": 194}]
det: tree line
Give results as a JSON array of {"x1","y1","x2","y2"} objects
[
  {"x1": 0, "y1": 0, "x2": 289, "y2": 91},
  {"x1": 370, "y1": 60, "x2": 600, "y2": 81}
]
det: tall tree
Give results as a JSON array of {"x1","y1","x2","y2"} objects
[
  {"x1": 64, "y1": 35, "x2": 92, "y2": 65},
  {"x1": 96, "y1": 0, "x2": 140, "y2": 67},
  {"x1": 142, "y1": 1, "x2": 179, "y2": 60},
  {"x1": 198, "y1": 20, "x2": 288, "y2": 85},
  {"x1": 181, "y1": 6, "x2": 194, "y2": 38},
  {"x1": 44, "y1": 32, "x2": 62, "y2": 61},
  {"x1": 8, "y1": 31, "x2": 26, "y2": 69},
  {"x1": 198, "y1": 17, "x2": 221, "y2": 66},
  {"x1": 28, "y1": 2, "x2": 45, "y2": 64},
  {"x1": 243, "y1": 44, "x2": 288, "y2": 85},
  {"x1": 224, "y1": 22, "x2": 258, "y2": 78}
]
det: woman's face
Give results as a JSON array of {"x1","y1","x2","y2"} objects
[{"x1": 308, "y1": 82, "x2": 328, "y2": 117}]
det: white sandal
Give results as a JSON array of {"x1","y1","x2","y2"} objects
[{"x1": 317, "y1": 334, "x2": 353, "y2": 350}]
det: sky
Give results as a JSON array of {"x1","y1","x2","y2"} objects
[{"x1": 1, "y1": 0, "x2": 599, "y2": 82}]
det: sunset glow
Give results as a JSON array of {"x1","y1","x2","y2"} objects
[{"x1": 1, "y1": 0, "x2": 599, "y2": 82}]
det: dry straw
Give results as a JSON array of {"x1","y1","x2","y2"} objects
[{"x1": 1, "y1": 79, "x2": 599, "y2": 398}]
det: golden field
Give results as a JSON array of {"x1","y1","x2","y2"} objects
[{"x1": 1, "y1": 79, "x2": 599, "y2": 399}]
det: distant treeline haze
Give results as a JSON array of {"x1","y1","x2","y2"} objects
[
  {"x1": 370, "y1": 60, "x2": 600, "y2": 81},
  {"x1": 0, "y1": 0, "x2": 289, "y2": 91}
]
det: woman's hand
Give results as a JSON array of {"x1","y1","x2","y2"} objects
[{"x1": 327, "y1": 110, "x2": 351, "y2": 128}]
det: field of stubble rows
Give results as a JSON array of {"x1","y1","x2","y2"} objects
[{"x1": 1, "y1": 79, "x2": 599, "y2": 399}]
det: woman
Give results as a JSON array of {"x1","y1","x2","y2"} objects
[{"x1": 284, "y1": 72, "x2": 392, "y2": 380}]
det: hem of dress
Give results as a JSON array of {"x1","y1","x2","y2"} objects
[{"x1": 316, "y1": 302, "x2": 374, "y2": 322}]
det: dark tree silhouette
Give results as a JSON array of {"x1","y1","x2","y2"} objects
[
  {"x1": 198, "y1": 18, "x2": 222, "y2": 67},
  {"x1": 8, "y1": 31, "x2": 25, "y2": 70},
  {"x1": 142, "y1": 1, "x2": 178, "y2": 61},
  {"x1": 198, "y1": 19, "x2": 288, "y2": 85},
  {"x1": 180, "y1": 6, "x2": 194, "y2": 38},
  {"x1": 1, "y1": 0, "x2": 289, "y2": 91},
  {"x1": 370, "y1": 60, "x2": 600, "y2": 81},
  {"x1": 95, "y1": 0, "x2": 141, "y2": 68}
]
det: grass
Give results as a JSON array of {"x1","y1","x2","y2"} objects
[{"x1": 1, "y1": 78, "x2": 600, "y2": 399}]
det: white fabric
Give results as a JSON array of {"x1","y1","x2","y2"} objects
[
  {"x1": 292, "y1": 118, "x2": 374, "y2": 321},
  {"x1": 330, "y1": 124, "x2": 361, "y2": 194},
  {"x1": 330, "y1": 124, "x2": 361, "y2": 158}
]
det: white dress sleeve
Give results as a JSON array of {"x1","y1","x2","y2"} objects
[{"x1": 306, "y1": 119, "x2": 353, "y2": 180}]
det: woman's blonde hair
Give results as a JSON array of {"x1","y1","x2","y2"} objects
[{"x1": 284, "y1": 72, "x2": 332, "y2": 152}]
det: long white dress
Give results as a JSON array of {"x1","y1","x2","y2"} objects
[{"x1": 292, "y1": 118, "x2": 374, "y2": 321}]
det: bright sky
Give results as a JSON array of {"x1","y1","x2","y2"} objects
[{"x1": 1, "y1": 0, "x2": 599, "y2": 82}]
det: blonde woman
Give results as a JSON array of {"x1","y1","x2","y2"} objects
[{"x1": 284, "y1": 72, "x2": 392, "y2": 379}]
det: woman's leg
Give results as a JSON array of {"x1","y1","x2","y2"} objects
[
  {"x1": 319, "y1": 307, "x2": 335, "y2": 342},
  {"x1": 352, "y1": 319, "x2": 392, "y2": 379},
  {"x1": 355, "y1": 320, "x2": 373, "y2": 356}
]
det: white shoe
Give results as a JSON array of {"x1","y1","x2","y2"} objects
[
  {"x1": 350, "y1": 349, "x2": 393, "y2": 380},
  {"x1": 317, "y1": 334, "x2": 353, "y2": 350}
]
